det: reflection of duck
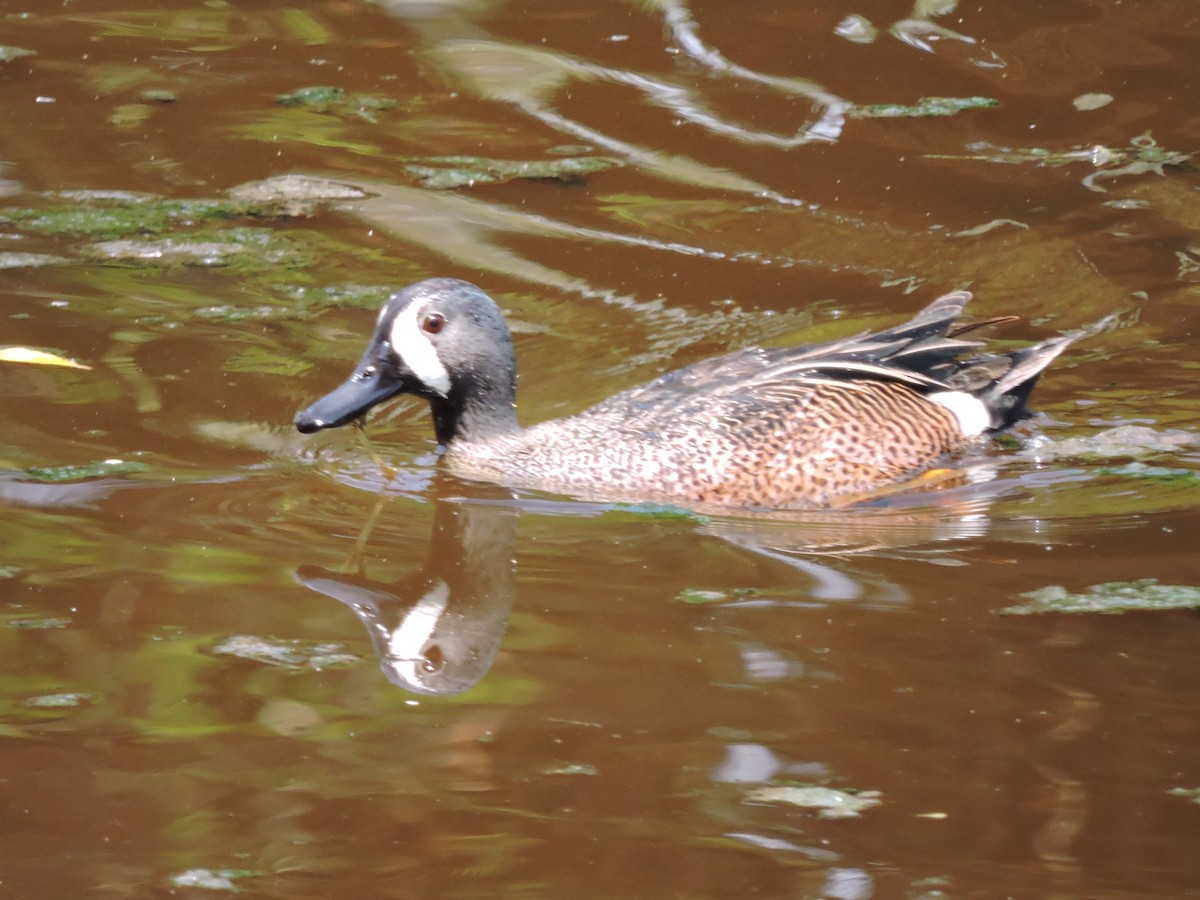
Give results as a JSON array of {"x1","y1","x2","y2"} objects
[
  {"x1": 295, "y1": 279, "x2": 1074, "y2": 509},
  {"x1": 296, "y1": 498, "x2": 515, "y2": 696}
]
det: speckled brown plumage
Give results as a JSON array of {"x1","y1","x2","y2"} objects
[
  {"x1": 296, "y1": 279, "x2": 1076, "y2": 510},
  {"x1": 444, "y1": 377, "x2": 970, "y2": 508}
]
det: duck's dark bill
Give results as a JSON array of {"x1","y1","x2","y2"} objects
[{"x1": 294, "y1": 366, "x2": 402, "y2": 434}]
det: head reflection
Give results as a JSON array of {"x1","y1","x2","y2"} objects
[{"x1": 296, "y1": 495, "x2": 516, "y2": 696}]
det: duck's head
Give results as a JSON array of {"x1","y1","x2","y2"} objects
[{"x1": 295, "y1": 278, "x2": 517, "y2": 443}]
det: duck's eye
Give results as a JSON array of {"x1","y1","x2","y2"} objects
[{"x1": 421, "y1": 312, "x2": 446, "y2": 335}]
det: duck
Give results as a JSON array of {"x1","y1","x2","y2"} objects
[{"x1": 294, "y1": 278, "x2": 1075, "y2": 509}]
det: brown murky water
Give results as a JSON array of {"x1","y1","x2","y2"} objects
[{"x1": 2, "y1": 1, "x2": 1199, "y2": 896}]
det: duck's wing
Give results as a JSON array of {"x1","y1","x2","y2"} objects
[
  {"x1": 661, "y1": 291, "x2": 983, "y2": 399},
  {"x1": 581, "y1": 292, "x2": 977, "y2": 427},
  {"x1": 587, "y1": 290, "x2": 1072, "y2": 435}
]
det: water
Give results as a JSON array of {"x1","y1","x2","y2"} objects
[{"x1": 1, "y1": 1, "x2": 1199, "y2": 895}]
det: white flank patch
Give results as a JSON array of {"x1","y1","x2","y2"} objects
[
  {"x1": 389, "y1": 302, "x2": 451, "y2": 397},
  {"x1": 929, "y1": 390, "x2": 991, "y2": 436},
  {"x1": 387, "y1": 580, "x2": 450, "y2": 664}
]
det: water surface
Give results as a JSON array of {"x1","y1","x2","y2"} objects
[{"x1": 2, "y1": 1, "x2": 1199, "y2": 896}]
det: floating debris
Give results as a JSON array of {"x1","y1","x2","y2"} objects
[
  {"x1": 723, "y1": 832, "x2": 810, "y2": 854},
  {"x1": 0, "y1": 46, "x2": 36, "y2": 62},
  {"x1": 210, "y1": 634, "x2": 359, "y2": 670},
  {"x1": 1168, "y1": 787, "x2": 1200, "y2": 805},
  {"x1": 950, "y1": 218, "x2": 1029, "y2": 238},
  {"x1": 834, "y1": 15, "x2": 878, "y2": 44},
  {"x1": 745, "y1": 784, "x2": 883, "y2": 818},
  {"x1": 676, "y1": 588, "x2": 730, "y2": 605},
  {"x1": 0, "y1": 251, "x2": 69, "y2": 269},
  {"x1": 1177, "y1": 248, "x2": 1200, "y2": 281},
  {"x1": 926, "y1": 131, "x2": 1193, "y2": 192},
  {"x1": 1002, "y1": 579, "x2": 1200, "y2": 616},
  {"x1": 0, "y1": 346, "x2": 90, "y2": 369},
  {"x1": 25, "y1": 692, "x2": 93, "y2": 709},
  {"x1": 890, "y1": 17, "x2": 977, "y2": 53},
  {"x1": 1074, "y1": 92, "x2": 1113, "y2": 111},
  {"x1": 228, "y1": 173, "x2": 369, "y2": 205},
  {"x1": 404, "y1": 155, "x2": 620, "y2": 190},
  {"x1": 275, "y1": 85, "x2": 398, "y2": 122},
  {"x1": 544, "y1": 763, "x2": 598, "y2": 776},
  {"x1": 169, "y1": 868, "x2": 259, "y2": 892},
  {"x1": 851, "y1": 96, "x2": 997, "y2": 119}
]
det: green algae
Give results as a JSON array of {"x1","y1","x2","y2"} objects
[
  {"x1": 18, "y1": 459, "x2": 152, "y2": 483},
  {"x1": 277, "y1": 8, "x2": 331, "y2": 44},
  {"x1": 1, "y1": 194, "x2": 278, "y2": 240},
  {"x1": 273, "y1": 282, "x2": 398, "y2": 310},
  {"x1": 676, "y1": 587, "x2": 767, "y2": 605},
  {"x1": 607, "y1": 503, "x2": 710, "y2": 523},
  {"x1": 851, "y1": 96, "x2": 998, "y2": 118},
  {"x1": 223, "y1": 345, "x2": 312, "y2": 377},
  {"x1": 4, "y1": 615, "x2": 71, "y2": 630},
  {"x1": 190, "y1": 281, "x2": 395, "y2": 323},
  {"x1": 1097, "y1": 463, "x2": 1200, "y2": 487},
  {"x1": 276, "y1": 85, "x2": 399, "y2": 122},
  {"x1": 110, "y1": 102, "x2": 154, "y2": 127},
  {"x1": 1026, "y1": 425, "x2": 1195, "y2": 460},
  {"x1": 86, "y1": 226, "x2": 315, "y2": 270},
  {"x1": 1002, "y1": 578, "x2": 1200, "y2": 616}
]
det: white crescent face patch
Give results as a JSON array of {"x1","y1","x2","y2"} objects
[{"x1": 388, "y1": 300, "x2": 451, "y2": 397}]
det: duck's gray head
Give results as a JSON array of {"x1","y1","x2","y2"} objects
[{"x1": 294, "y1": 278, "x2": 516, "y2": 442}]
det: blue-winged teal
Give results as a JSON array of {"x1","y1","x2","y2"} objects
[{"x1": 295, "y1": 278, "x2": 1074, "y2": 509}]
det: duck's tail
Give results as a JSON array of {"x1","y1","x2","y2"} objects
[
  {"x1": 978, "y1": 333, "x2": 1077, "y2": 430},
  {"x1": 932, "y1": 331, "x2": 1076, "y2": 434}
]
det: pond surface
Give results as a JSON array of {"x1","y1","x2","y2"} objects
[{"x1": 2, "y1": 1, "x2": 1200, "y2": 896}]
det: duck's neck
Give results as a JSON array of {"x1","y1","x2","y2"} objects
[{"x1": 429, "y1": 371, "x2": 520, "y2": 447}]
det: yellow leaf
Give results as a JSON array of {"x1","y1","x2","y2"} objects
[{"x1": 0, "y1": 346, "x2": 92, "y2": 369}]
